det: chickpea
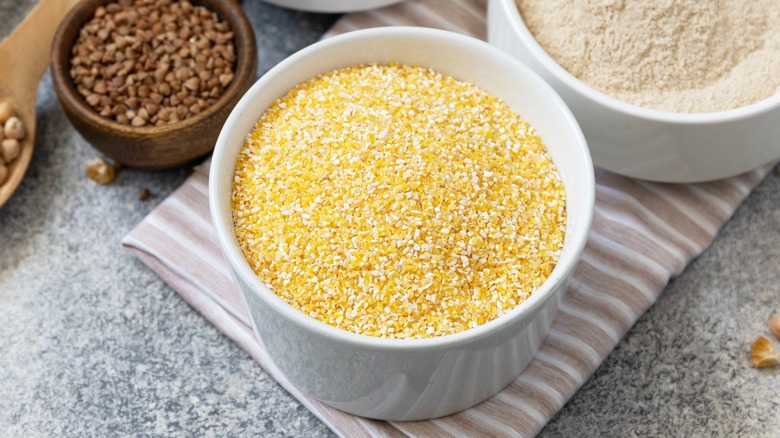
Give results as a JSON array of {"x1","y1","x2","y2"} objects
[
  {"x1": 1, "y1": 139, "x2": 20, "y2": 163},
  {"x1": 0, "y1": 163, "x2": 7, "y2": 185},
  {"x1": 86, "y1": 157, "x2": 116, "y2": 184},
  {"x1": 4, "y1": 116, "x2": 25, "y2": 140}
]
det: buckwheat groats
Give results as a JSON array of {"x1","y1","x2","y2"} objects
[
  {"x1": 232, "y1": 64, "x2": 566, "y2": 339},
  {"x1": 69, "y1": 0, "x2": 236, "y2": 126}
]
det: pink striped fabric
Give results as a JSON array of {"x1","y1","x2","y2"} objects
[{"x1": 122, "y1": 1, "x2": 776, "y2": 436}]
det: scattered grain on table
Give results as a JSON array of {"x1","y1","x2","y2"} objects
[{"x1": 86, "y1": 156, "x2": 116, "y2": 184}]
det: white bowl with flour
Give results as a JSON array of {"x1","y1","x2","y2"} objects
[{"x1": 488, "y1": 0, "x2": 780, "y2": 182}]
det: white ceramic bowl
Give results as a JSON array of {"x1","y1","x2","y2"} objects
[
  {"x1": 261, "y1": 0, "x2": 404, "y2": 13},
  {"x1": 488, "y1": 0, "x2": 780, "y2": 182},
  {"x1": 210, "y1": 26, "x2": 594, "y2": 420}
]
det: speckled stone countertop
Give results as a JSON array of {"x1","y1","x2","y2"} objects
[{"x1": 1, "y1": 2, "x2": 778, "y2": 437}]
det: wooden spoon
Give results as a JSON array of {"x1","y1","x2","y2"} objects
[{"x1": 0, "y1": 0, "x2": 80, "y2": 208}]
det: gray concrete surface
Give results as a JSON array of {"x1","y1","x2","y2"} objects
[{"x1": 1, "y1": 1, "x2": 778, "y2": 437}]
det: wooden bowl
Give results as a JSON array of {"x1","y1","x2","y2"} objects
[{"x1": 50, "y1": 0, "x2": 257, "y2": 168}]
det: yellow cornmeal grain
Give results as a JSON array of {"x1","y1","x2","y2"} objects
[{"x1": 232, "y1": 63, "x2": 566, "y2": 339}]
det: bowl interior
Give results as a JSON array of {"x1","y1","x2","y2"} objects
[
  {"x1": 498, "y1": 0, "x2": 780, "y2": 124},
  {"x1": 210, "y1": 26, "x2": 595, "y2": 348}
]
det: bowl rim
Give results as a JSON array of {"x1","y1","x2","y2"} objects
[
  {"x1": 50, "y1": 0, "x2": 257, "y2": 137},
  {"x1": 496, "y1": 0, "x2": 780, "y2": 124},
  {"x1": 210, "y1": 26, "x2": 595, "y2": 351}
]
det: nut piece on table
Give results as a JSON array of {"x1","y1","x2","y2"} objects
[
  {"x1": 750, "y1": 336, "x2": 780, "y2": 368},
  {"x1": 86, "y1": 157, "x2": 116, "y2": 184},
  {"x1": 138, "y1": 187, "x2": 151, "y2": 201}
]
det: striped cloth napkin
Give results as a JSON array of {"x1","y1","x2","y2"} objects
[{"x1": 122, "y1": 0, "x2": 776, "y2": 436}]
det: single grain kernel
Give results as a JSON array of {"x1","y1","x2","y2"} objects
[
  {"x1": 131, "y1": 115, "x2": 146, "y2": 127},
  {"x1": 86, "y1": 94, "x2": 101, "y2": 107},
  {"x1": 86, "y1": 157, "x2": 116, "y2": 184},
  {"x1": 138, "y1": 187, "x2": 151, "y2": 201},
  {"x1": 750, "y1": 336, "x2": 780, "y2": 368},
  {"x1": 232, "y1": 64, "x2": 566, "y2": 339}
]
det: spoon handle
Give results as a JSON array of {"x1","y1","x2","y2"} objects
[{"x1": 0, "y1": 0, "x2": 81, "y2": 102}]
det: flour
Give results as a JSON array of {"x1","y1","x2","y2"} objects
[{"x1": 516, "y1": 0, "x2": 780, "y2": 113}]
